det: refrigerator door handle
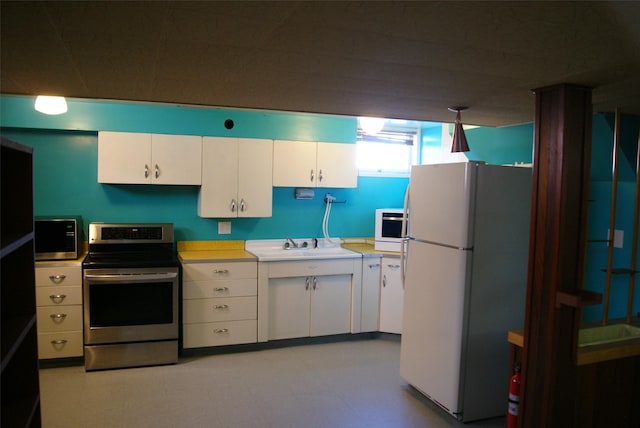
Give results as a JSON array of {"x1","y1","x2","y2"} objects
[{"x1": 400, "y1": 237, "x2": 411, "y2": 289}]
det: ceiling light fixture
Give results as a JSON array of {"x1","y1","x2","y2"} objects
[
  {"x1": 359, "y1": 117, "x2": 385, "y2": 135},
  {"x1": 448, "y1": 106, "x2": 470, "y2": 153},
  {"x1": 34, "y1": 95, "x2": 68, "y2": 115}
]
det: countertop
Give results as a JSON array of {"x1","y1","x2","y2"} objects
[
  {"x1": 508, "y1": 319, "x2": 640, "y2": 366},
  {"x1": 177, "y1": 240, "x2": 257, "y2": 263},
  {"x1": 178, "y1": 238, "x2": 402, "y2": 262},
  {"x1": 341, "y1": 238, "x2": 401, "y2": 258}
]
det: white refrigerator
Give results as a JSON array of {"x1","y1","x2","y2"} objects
[{"x1": 399, "y1": 161, "x2": 532, "y2": 422}]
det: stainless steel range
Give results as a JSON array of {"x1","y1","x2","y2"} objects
[{"x1": 82, "y1": 223, "x2": 179, "y2": 371}]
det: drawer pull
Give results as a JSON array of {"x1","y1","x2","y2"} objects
[
  {"x1": 213, "y1": 269, "x2": 229, "y2": 275},
  {"x1": 50, "y1": 313, "x2": 67, "y2": 320},
  {"x1": 368, "y1": 263, "x2": 381, "y2": 268},
  {"x1": 214, "y1": 304, "x2": 229, "y2": 310},
  {"x1": 214, "y1": 328, "x2": 229, "y2": 334},
  {"x1": 213, "y1": 287, "x2": 229, "y2": 292},
  {"x1": 49, "y1": 294, "x2": 67, "y2": 303},
  {"x1": 49, "y1": 274, "x2": 66, "y2": 283},
  {"x1": 50, "y1": 339, "x2": 68, "y2": 345}
]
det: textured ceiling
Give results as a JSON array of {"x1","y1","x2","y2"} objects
[{"x1": 2, "y1": 1, "x2": 640, "y2": 127}]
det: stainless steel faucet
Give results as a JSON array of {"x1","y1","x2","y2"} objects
[{"x1": 285, "y1": 237, "x2": 298, "y2": 248}]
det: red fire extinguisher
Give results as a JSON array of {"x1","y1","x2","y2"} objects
[{"x1": 507, "y1": 365, "x2": 521, "y2": 428}]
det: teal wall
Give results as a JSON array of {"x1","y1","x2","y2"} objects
[
  {"x1": 465, "y1": 123, "x2": 534, "y2": 165},
  {"x1": 582, "y1": 113, "x2": 640, "y2": 322},
  {"x1": 0, "y1": 95, "x2": 408, "y2": 241}
]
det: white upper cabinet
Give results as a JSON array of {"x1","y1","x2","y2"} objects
[
  {"x1": 98, "y1": 131, "x2": 202, "y2": 185},
  {"x1": 198, "y1": 137, "x2": 273, "y2": 218},
  {"x1": 272, "y1": 140, "x2": 357, "y2": 188},
  {"x1": 316, "y1": 142, "x2": 358, "y2": 188},
  {"x1": 150, "y1": 134, "x2": 202, "y2": 185}
]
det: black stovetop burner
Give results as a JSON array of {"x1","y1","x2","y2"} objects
[{"x1": 82, "y1": 223, "x2": 178, "y2": 269}]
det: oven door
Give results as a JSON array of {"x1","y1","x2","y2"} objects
[{"x1": 83, "y1": 268, "x2": 179, "y2": 345}]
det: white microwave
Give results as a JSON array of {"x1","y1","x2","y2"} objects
[{"x1": 374, "y1": 208, "x2": 407, "y2": 252}]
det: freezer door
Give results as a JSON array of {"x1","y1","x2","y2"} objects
[
  {"x1": 400, "y1": 240, "x2": 469, "y2": 418},
  {"x1": 408, "y1": 162, "x2": 477, "y2": 248}
]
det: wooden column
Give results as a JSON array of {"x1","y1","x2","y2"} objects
[{"x1": 520, "y1": 84, "x2": 592, "y2": 427}]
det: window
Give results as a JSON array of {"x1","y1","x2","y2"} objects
[{"x1": 356, "y1": 128, "x2": 418, "y2": 177}]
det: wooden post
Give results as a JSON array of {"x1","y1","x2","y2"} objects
[{"x1": 520, "y1": 84, "x2": 592, "y2": 427}]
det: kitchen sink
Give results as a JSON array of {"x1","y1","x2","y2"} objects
[
  {"x1": 245, "y1": 239, "x2": 361, "y2": 261},
  {"x1": 578, "y1": 323, "x2": 640, "y2": 347}
]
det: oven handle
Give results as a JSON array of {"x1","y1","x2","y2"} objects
[{"x1": 84, "y1": 272, "x2": 178, "y2": 281}]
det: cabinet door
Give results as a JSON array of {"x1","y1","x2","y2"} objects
[
  {"x1": 199, "y1": 137, "x2": 239, "y2": 217},
  {"x1": 361, "y1": 259, "x2": 381, "y2": 332},
  {"x1": 380, "y1": 258, "x2": 403, "y2": 334},
  {"x1": 238, "y1": 138, "x2": 273, "y2": 217},
  {"x1": 316, "y1": 142, "x2": 358, "y2": 188},
  {"x1": 272, "y1": 140, "x2": 316, "y2": 187},
  {"x1": 98, "y1": 131, "x2": 152, "y2": 184},
  {"x1": 268, "y1": 277, "x2": 310, "y2": 340},
  {"x1": 151, "y1": 134, "x2": 202, "y2": 185},
  {"x1": 310, "y1": 274, "x2": 352, "y2": 336}
]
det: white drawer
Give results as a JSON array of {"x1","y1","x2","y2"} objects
[
  {"x1": 183, "y1": 278, "x2": 256, "y2": 299},
  {"x1": 182, "y1": 261, "x2": 256, "y2": 282},
  {"x1": 36, "y1": 305, "x2": 83, "y2": 332},
  {"x1": 35, "y1": 286, "x2": 82, "y2": 306},
  {"x1": 183, "y1": 320, "x2": 257, "y2": 348},
  {"x1": 38, "y1": 331, "x2": 84, "y2": 359},
  {"x1": 266, "y1": 259, "x2": 356, "y2": 278},
  {"x1": 35, "y1": 265, "x2": 81, "y2": 287},
  {"x1": 183, "y1": 296, "x2": 256, "y2": 323}
]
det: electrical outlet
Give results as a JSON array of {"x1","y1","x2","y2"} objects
[{"x1": 218, "y1": 221, "x2": 231, "y2": 235}]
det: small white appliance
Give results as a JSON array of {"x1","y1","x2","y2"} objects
[
  {"x1": 374, "y1": 208, "x2": 406, "y2": 252},
  {"x1": 400, "y1": 161, "x2": 532, "y2": 422}
]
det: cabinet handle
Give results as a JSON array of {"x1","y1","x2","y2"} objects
[
  {"x1": 155, "y1": 164, "x2": 160, "y2": 178},
  {"x1": 50, "y1": 313, "x2": 67, "y2": 320},
  {"x1": 230, "y1": 199, "x2": 236, "y2": 212},
  {"x1": 368, "y1": 263, "x2": 380, "y2": 269},
  {"x1": 213, "y1": 286, "x2": 229, "y2": 292},
  {"x1": 144, "y1": 164, "x2": 149, "y2": 178},
  {"x1": 313, "y1": 276, "x2": 318, "y2": 290},
  {"x1": 214, "y1": 304, "x2": 229, "y2": 310},
  {"x1": 310, "y1": 169, "x2": 315, "y2": 183},
  {"x1": 240, "y1": 199, "x2": 246, "y2": 212},
  {"x1": 319, "y1": 169, "x2": 323, "y2": 182},
  {"x1": 383, "y1": 274, "x2": 387, "y2": 287},
  {"x1": 305, "y1": 277, "x2": 310, "y2": 290},
  {"x1": 388, "y1": 264, "x2": 400, "y2": 270},
  {"x1": 50, "y1": 339, "x2": 68, "y2": 345},
  {"x1": 49, "y1": 274, "x2": 66, "y2": 283},
  {"x1": 49, "y1": 294, "x2": 67, "y2": 303},
  {"x1": 214, "y1": 328, "x2": 229, "y2": 334},
  {"x1": 213, "y1": 269, "x2": 229, "y2": 275}
]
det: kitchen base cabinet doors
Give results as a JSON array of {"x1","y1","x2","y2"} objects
[
  {"x1": 379, "y1": 256, "x2": 403, "y2": 334},
  {"x1": 268, "y1": 274, "x2": 351, "y2": 340},
  {"x1": 35, "y1": 263, "x2": 84, "y2": 359},
  {"x1": 181, "y1": 260, "x2": 258, "y2": 349}
]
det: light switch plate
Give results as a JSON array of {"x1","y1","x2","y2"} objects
[
  {"x1": 218, "y1": 221, "x2": 231, "y2": 235},
  {"x1": 608, "y1": 229, "x2": 623, "y2": 248}
]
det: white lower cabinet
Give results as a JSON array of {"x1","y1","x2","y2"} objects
[
  {"x1": 257, "y1": 258, "x2": 361, "y2": 342},
  {"x1": 360, "y1": 256, "x2": 382, "y2": 332},
  {"x1": 268, "y1": 274, "x2": 351, "y2": 340},
  {"x1": 379, "y1": 256, "x2": 403, "y2": 334},
  {"x1": 35, "y1": 263, "x2": 84, "y2": 359},
  {"x1": 182, "y1": 260, "x2": 258, "y2": 348}
]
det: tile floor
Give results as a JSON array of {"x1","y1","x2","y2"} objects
[{"x1": 39, "y1": 338, "x2": 505, "y2": 428}]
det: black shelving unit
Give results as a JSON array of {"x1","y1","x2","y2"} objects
[{"x1": 1, "y1": 136, "x2": 41, "y2": 428}]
